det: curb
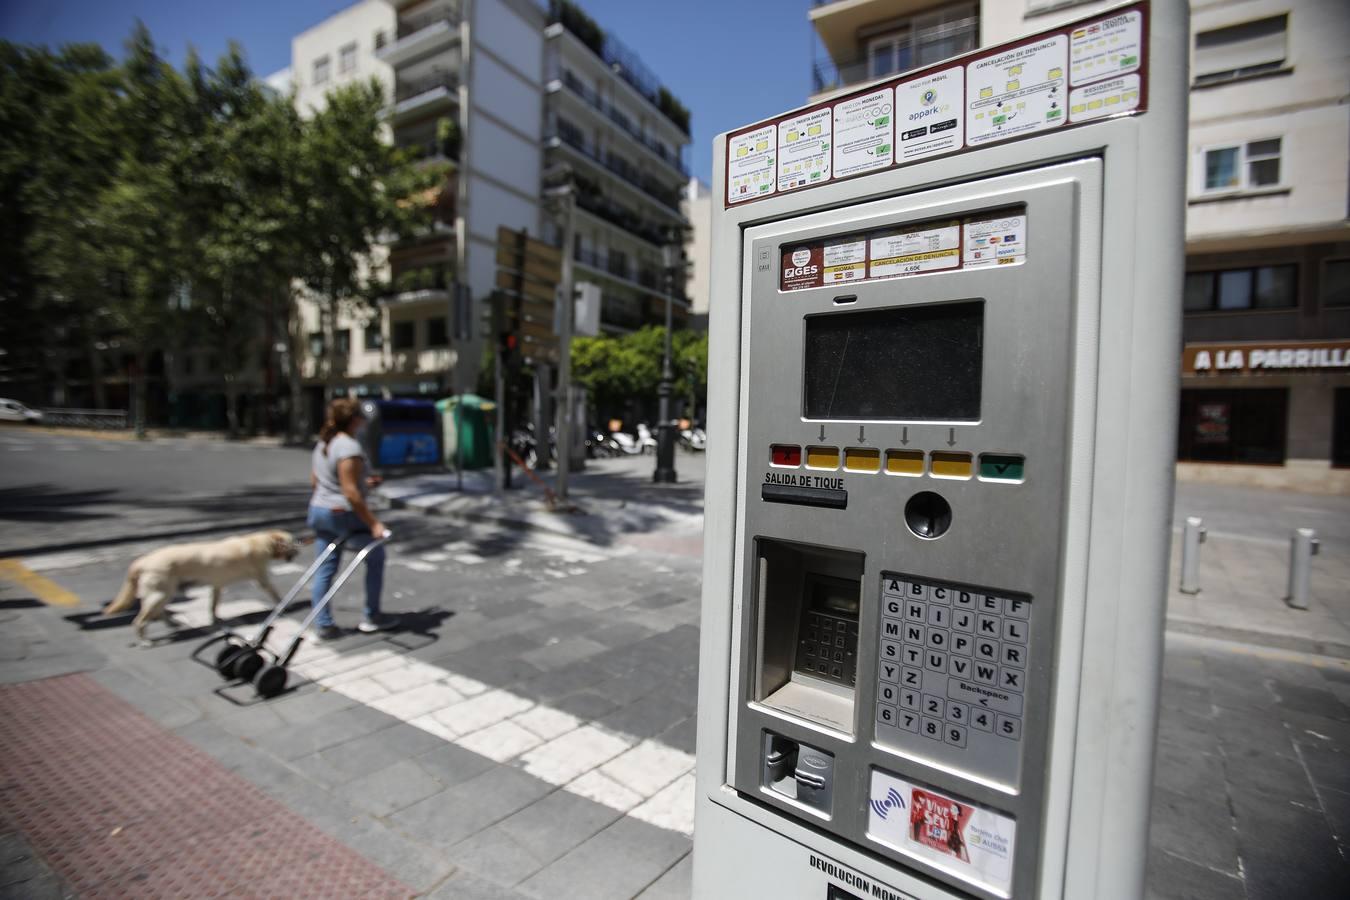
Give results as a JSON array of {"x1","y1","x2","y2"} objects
[
  {"x1": 1165, "y1": 615, "x2": 1350, "y2": 660},
  {"x1": 1, "y1": 514, "x2": 308, "y2": 561}
]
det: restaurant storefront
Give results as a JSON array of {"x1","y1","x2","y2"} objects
[{"x1": 1179, "y1": 339, "x2": 1350, "y2": 491}]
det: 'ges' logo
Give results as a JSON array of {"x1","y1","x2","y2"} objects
[{"x1": 786, "y1": 248, "x2": 817, "y2": 278}]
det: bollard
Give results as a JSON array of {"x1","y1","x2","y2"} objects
[
  {"x1": 1179, "y1": 516, "x2": 1206, "y2": 594},
  {"x1": 1284, "y1": 527, "x2": 1320, "y2": 611}
]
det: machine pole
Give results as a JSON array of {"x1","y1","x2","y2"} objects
[
  {"x1": 653, "y1": 242, "x2": 678, "y2": 484},
  {"x1": 555, "y1": 188, "x2": 576, "y2": 501}
]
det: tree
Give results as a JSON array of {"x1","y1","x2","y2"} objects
[
  {"x1": 291, "y1": 80, "x2": 447, "y2": 420},
  {"x1": 571, "y1": 326, "x2": 708, "y2": 423}
]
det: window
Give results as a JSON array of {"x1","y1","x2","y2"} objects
[
  {"x1": 312, "y1": 55, "x2": 330, "y2": 85},
  {"x1": 1184, "y1": 265, "x2": 1297, "y2": 312},
  {"x1": 863, "y1": 4, "x2": 977, "y2": 79},
  {"x1": 392, "y1": 320, "x2": 416, "y2": 351},
  {"x1": 1194, "y1": 15, "x2": 1287, "y2": 85},
  {"x1": 364, "y1": 325, "x2": 384, "y2": 351},
  {"x1": 1178, "y1": 388, "x2": 1288, "y2": 465},
  {"x1": 426, "y1": 316, "x2": 449, "y2": 347},
  {"x1": 335, "y1": 329, "x2": 350, "y2": 355},
  {"x1": 1199, "y1": 138, "x2": 1281, "y2": 193},
  {"x1": 1323, "y1": 260, "x2": 1350, "y2": 308},
  {"x1": 338, "y1": 42, "x2": 357, "y2": 74},
  {"x1": 308, "y1": 331, "x2": 324, "y2": 358}
]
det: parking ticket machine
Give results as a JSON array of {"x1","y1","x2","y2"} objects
[{"x1": 695, "y1": 4, "x2": 1186, "y2": 899}]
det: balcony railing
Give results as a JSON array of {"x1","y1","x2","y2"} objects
[
  {"x1": 558, "y1": 70, "x2": 690, "y2": 177},
  {"x1": 547, "y1": 123, "x2": 684, "y2": 214},
  {"x1": 574, "y1": 187, "x2": 667, "y2": 248},
  {"x1": 395, "y1": 72, "x2": 458, "y2": 105},
  {"x1": 397, "y1": 4, "x2": 461, "y2": 40},
  {"x1": 548, "y1": 1, "x2": 690, "y2": 135},
  {"x1": 812, "y1": 12, "x2": 978, "y2": 94}
]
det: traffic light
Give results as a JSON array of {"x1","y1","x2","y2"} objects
[{"x1": 499, "y1": 329, "x2": 522, "y2": 372}]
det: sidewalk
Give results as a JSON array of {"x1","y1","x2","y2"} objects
[
  {"x1": 377, "y1": 453, "x2": 706, "y2": 555},
  {"x1": 381, "y1": 458, "x2": 1350, "y2": 659}
]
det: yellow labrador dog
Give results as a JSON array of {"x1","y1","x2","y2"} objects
[{"x1": 103, "y1": 530, "x2": 300, "y2": 642}]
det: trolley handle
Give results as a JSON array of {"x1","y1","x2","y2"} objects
[
  {"x1": 254, "y1": 536, "x2": 348, "y2": 642},
  {"x1": 283, "y1": 531, "x2": 394, "y2": 665}
]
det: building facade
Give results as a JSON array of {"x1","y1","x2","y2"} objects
[
  {"x1": 281, "y1": 0, "x2": 693, "y2": 424},
  {"x1": 810, "y1": 0, "x2": 1350, "y2": 490},
  {"x1": 540, "y1": 3, "x2": 693, "y2": 333}
]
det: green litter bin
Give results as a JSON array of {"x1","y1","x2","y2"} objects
[{"x1": 436, "y1": 394, "x2": 495, "y2": 470}]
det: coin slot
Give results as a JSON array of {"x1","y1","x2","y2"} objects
[{"x1": 904, "y1": 491, "x2": 952, "y2": 540}]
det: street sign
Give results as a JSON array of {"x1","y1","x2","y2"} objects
[{"x1": 494, "y1": 227, "x2": 561, "y2": 363}]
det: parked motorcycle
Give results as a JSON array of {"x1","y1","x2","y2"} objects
[{"x1": 679, "y1": 425, "x2": 707, "y2": 452}]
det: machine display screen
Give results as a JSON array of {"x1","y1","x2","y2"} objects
[{"x1": 803, "y1": 301, "x2": 983, "y2": 421}]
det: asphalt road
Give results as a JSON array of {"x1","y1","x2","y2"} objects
[{"x1": 0, "y1": 428, "x2": 313, "y2": 556}]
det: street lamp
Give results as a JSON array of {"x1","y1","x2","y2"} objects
[{"x1": 653, "y1": 240, "x2": 679, "y2": 484}]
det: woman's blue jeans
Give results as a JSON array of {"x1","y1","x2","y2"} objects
[{"x1": 306, "y1": 506, "x2": 385, "y2": 628}]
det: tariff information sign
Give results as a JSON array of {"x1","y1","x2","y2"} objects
[
  {"x1": 723, "y1": 3, "x2": 1148, "y2": 206},
  {"x1": 867, "y1": 769, "x2": 1016, "y2": 895}
]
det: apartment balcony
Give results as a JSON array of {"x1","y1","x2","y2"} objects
[
  {"x1": 390, "y1": 72, "x2": 458, "y2": 123},
  {"x1": 381, "y1": 264, "x2": 454, "y2": 306},
  {"x1": 810, "y1": 1, "x2": 979, "y2": 98},
  {"x1": 574, "y1": 190, "x2": 669, "y2": 250},
  {"x1": 552, "y1": 69, "x2": 690, "y2": 179},
  {"x1": 544, "y1": 123, "x2": 686, "y2": 219},
  {"x1": 377, "y1": 6, "x2": 461, "y2": 68},
  {"x1": 573, "y1": 248, "x2": 688, "y2": 309}
]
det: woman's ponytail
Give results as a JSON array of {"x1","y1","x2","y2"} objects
[{"x1": 319, "y1": 398, "x2": 360, "y2": 448}]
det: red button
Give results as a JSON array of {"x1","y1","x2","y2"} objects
[{"x1": 771, "y1": 445, "x2": 802, "y2": 467}]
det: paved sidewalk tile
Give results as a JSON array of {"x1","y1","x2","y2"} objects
[{"x1": 0, "y1": 673, "x2": 411, "y2": 899}]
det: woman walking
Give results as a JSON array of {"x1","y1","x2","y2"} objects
[{"x1": 307, "y1": 398, "x2": 398, "y2": 640}]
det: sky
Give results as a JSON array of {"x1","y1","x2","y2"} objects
[{"x1": 0, "y1": 0, "x2": 818, "y2": 184}]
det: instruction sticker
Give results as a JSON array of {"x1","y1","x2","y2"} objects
[
  {"x1": 778, "y1": 108, "x2": 832, "y2": 192},
  {"x1": 728, "y1": 125, "x2": 776, "y2": 204},
  {"x1": 1069, "y1": 74, "x2": 1141, "y2": 123},
  {"x1": 1070, "y1": 10, "x2": 1143, "y2": 87},
  {"x1": 896, "y1": 67, "x2": 964, "y2": 163},
  {"x1": 833, "y1": 88, "x2": 894, "y2": 179},
  {"x1": 823, "y1": 238, "x2": 867, "y2": 284},
  {"x1": 868, "y1": 770, "x2": 1016, "y2": 896},
  {"x1": 963, "y1": 211, "x2": 1026, "y2": 269},
  {"x1": 966, "y1": 35, "x2": 1068, "y2": 146},
  {"x1": 869, "y1": 221, "x2": 960, "y2": 279}
]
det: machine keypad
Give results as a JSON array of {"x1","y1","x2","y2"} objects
[
  {"x1": 797, "y1": 610, "x2": 859, "y2": 687},
  {"x1": 876, "y1": 574, "x2": 1032, "y2": 773}
]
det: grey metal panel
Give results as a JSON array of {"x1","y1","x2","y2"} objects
[{"x1": 728, "y1": 163, "x2": 1095, "y2": 900}]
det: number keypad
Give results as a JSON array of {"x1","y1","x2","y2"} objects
[
  {"x1": 875, "y1": 574, "x2": 1033, "y2": 780},
  {"x1": 796, "y1": 610, "x2": 859, "y2": 687}
]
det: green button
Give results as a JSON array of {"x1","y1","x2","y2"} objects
[{"x1": 980, "y1": 454, "x2": 1025, "y2": 481}]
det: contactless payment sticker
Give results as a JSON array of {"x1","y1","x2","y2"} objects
[
  {"x1": 778, "y1": 108, "x2": 832, "y2": 193},
  {"x1": 868, "y1": 770, "x2": 1015, "y2": 895},
  {"x1": 966, "y1": 35, "x2": 1068, "y2": 146},
  {"x1": 1070, "y1": 10, "x2": 1143, "y2": 87},
  {"x1": 833, "y1": 88, "x2": 893, "y2": 179},
  {"x1": 728, "y1": 125, "x2": 776, "y2": 204},
  {"x1": 896, "y1": 67, "x2": 964, "y2": 163}
]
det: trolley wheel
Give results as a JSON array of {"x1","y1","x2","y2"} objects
[
  {"x1": 215, "y1": 644, "x2": 245, "y2": 678},
  {"x1": 230, "y1": 649, "x2": 264, "y2": 683},
  {"x1": 254, "y1": 664, "x2": 288, "y2": 699}
]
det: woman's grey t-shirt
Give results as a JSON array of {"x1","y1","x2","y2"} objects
[{"x1": 311, "y1": 434, "x2": 368, "y2": 510}]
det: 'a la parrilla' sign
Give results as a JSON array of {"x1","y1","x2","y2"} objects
[{"x1": 1184, "y1": 340, "x2": 1350, "y2": 375}]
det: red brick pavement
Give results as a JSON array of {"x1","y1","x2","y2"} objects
[{"x1": 0, "y1": 673, "x2": 414, "y2": 899}]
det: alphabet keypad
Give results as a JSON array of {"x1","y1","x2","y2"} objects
[{"x1": 874, "y1": 573, "x2": 1032, "y2": 784}]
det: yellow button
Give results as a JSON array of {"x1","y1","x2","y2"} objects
[
  {"x1": 843, "y1": 447, "x2": 880, "y2": 473},
  {"x1": 929, "y1": 451, "x2": 973, "y2": 479},
  {"x1": 885, "y1": 450, "x2": 924, "y2": 476},
  {"x1": 806, "y1": 446, "x2": 840, "y2": 470}
]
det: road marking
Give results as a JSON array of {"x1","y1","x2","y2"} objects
[
  {"x1": 172, "y1": 589, "x2": 696, "y2": 835},
  {"x1": 0, "y1": 559, "x2": 82, "y2": 607}
]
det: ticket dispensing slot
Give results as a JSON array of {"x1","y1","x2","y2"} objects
[{"x1": 754, "y1": 540, "x2": 863, "y2": 736}]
